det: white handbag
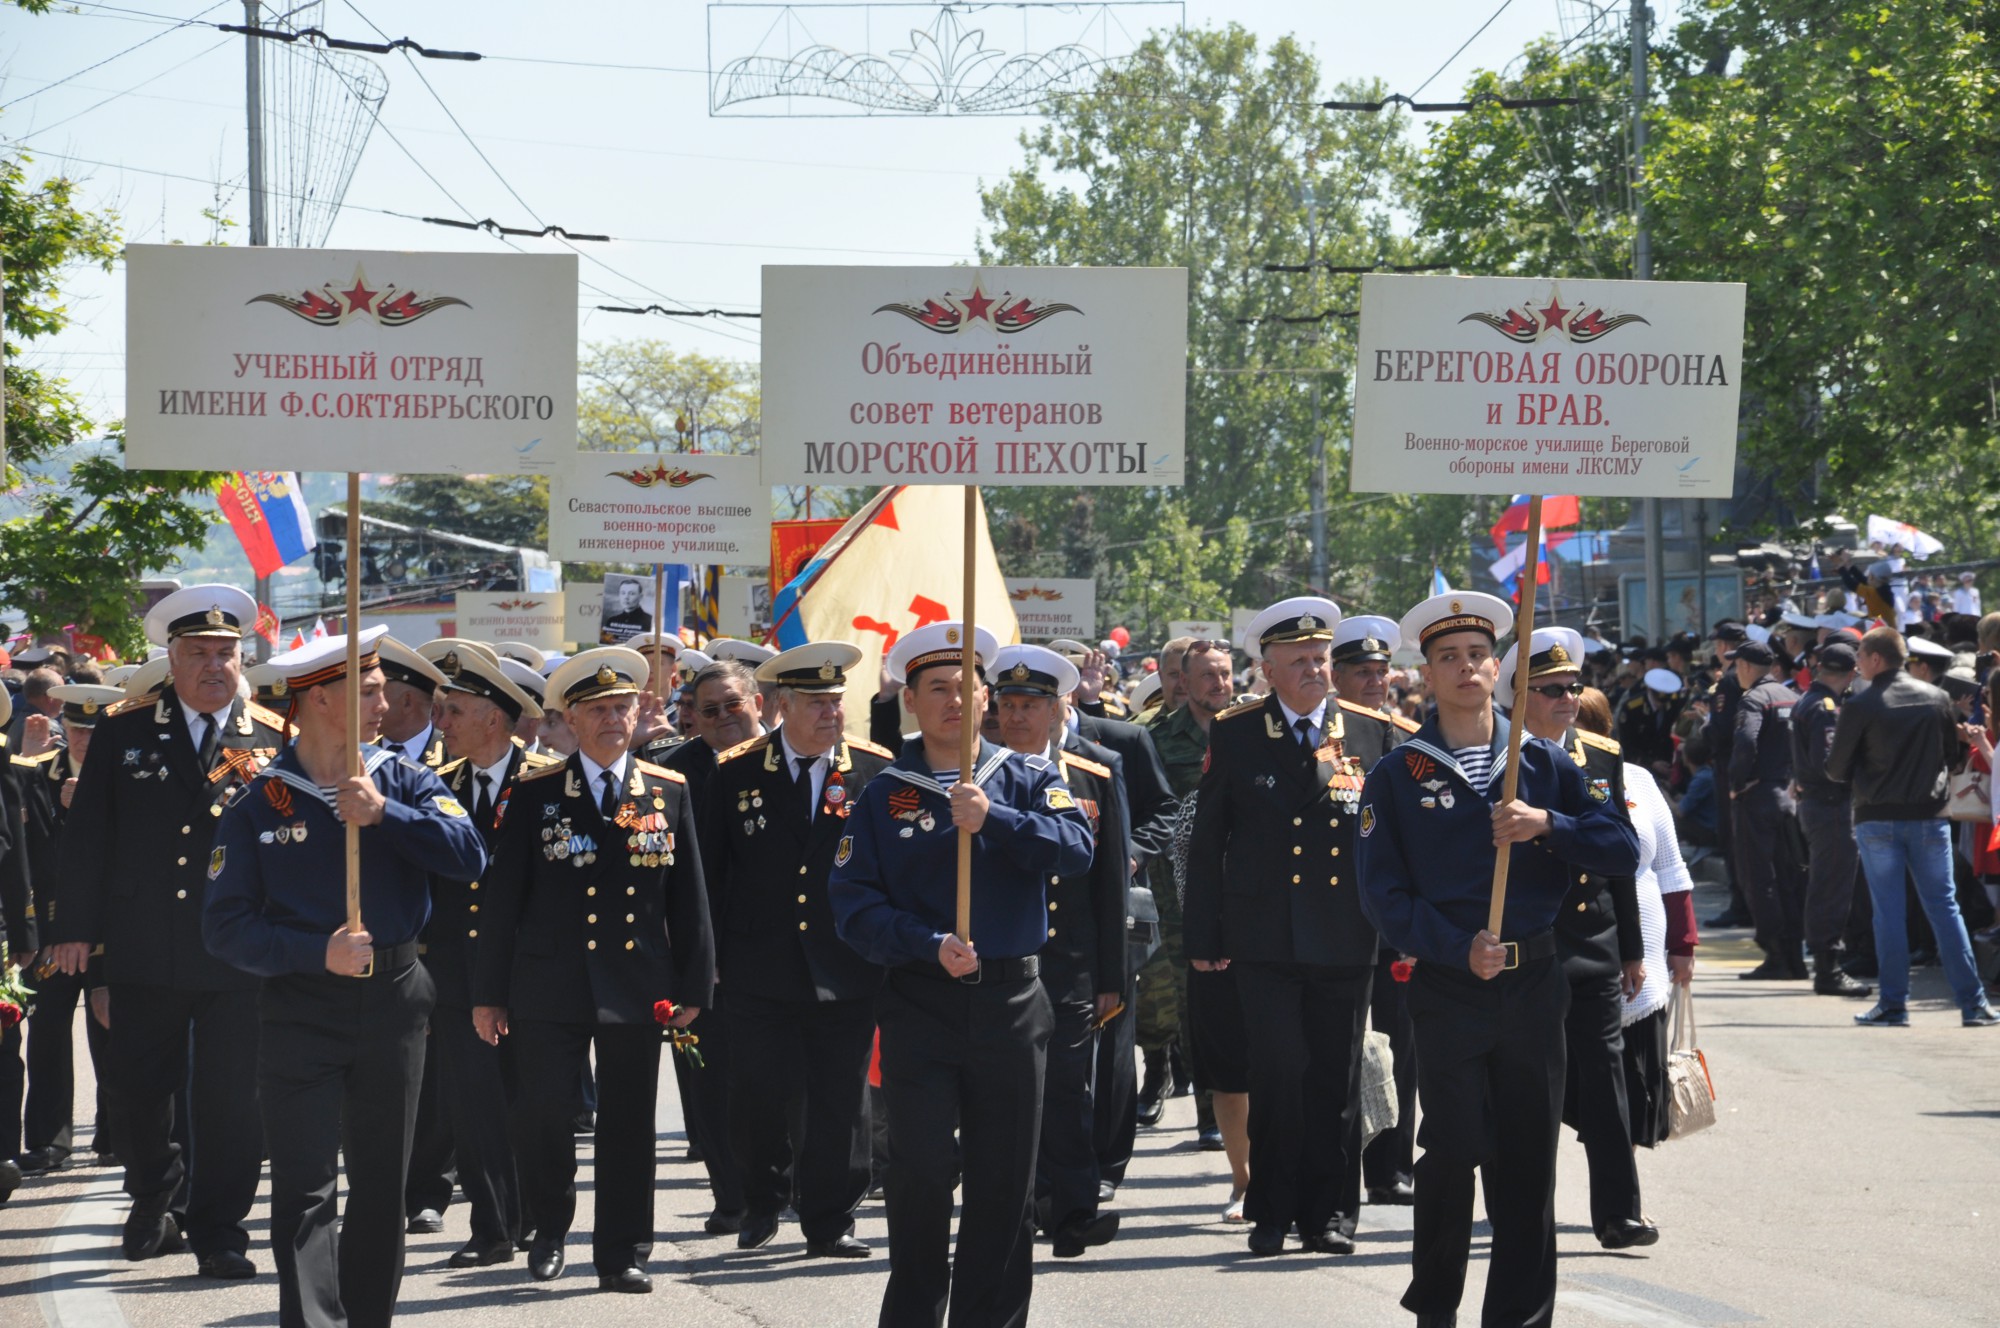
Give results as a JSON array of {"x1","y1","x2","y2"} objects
[{"x1": 1665, "y1": 984, "x2": 1717, "y2": 1140}]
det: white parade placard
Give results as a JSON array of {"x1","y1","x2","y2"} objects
[
  {"x1": 454, "y1": 591, "x2": 566, "y2": 653},
  {"x1": 760, "y1": 265, "x2": 1188, "y2": 487},
  {"x1": 125, "y1": 245, "x2": 576, "y2": 474},
  {"x1": 1168, "y1": 619, "x2": 1229, "y2": 644},
  {"x1": 1351, "y1": 275, "x2": 1744, "y2": 498},
  {"x1": 1005, "y1": 577, "x2": 1096, "y2": 640},
  {"x1": 548, "y1": 451, "x2": 769, "y2": 563}
]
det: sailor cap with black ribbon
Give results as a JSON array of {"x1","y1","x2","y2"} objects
[
  {"x1": 1908, "y1": 635, "x2": 1955, "y2": 663},
  {"x1": 379, "y1": 637, "x2": 450, "y2": 694},
  {"x1": 143, "y1": 584, "x2": 257, "y2": 648},
  {"x1": 492, "y1": 640, "x2": 547, "y2": 671},
  {"x1": 886, "y1": 621, "x2": 999, "y2": 686},
  {"x1": 708, "y1": 637, "x2": 777, "y2": 667},
  {"x1": 49, "y1": 683, "x2": 125, "y2": 729},
  {"x1": 1496, "y1": 626, "x2": 1586, "y2": 700},
  {"x1": 547, "y1": 647, "x2": 650, "y2": 708},
  {"x1": 1248, "y1": 596, "x2": 1342, "y2": 649},
  {"x1": 1330, "y1": 614, "x2": 1400, "y2": 665},
  {"x1": 1399, "y1": 588, "x2": 1518, "y2": 655},
  {"x1": 500, "y1": 658, "x2": 548, "y2": 706},
  {"x1": 244, "y1": 662, "x2": 289, "y2": 704},
  {"x1": 755, "y1": 642, "x2": 863, "y2": 693},
  {"x1": 989, "y1": 643, "x2": 1080, "y2": 698},
  {"x1": 427, "y1": 641, "x2": 544, "y2": 722},
  {"x1": 268, "y1": 625, "x2": 391, "y2": 691}
]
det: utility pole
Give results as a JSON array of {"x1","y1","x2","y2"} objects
[
  {"x1": 1302, "y1": 181, "x2": 1329, "y2": 594},
  {"x1": 244, "y1": 1, "x2": 273, "y2": 658},
  {"x1": 1632, "y1": 0, "x2": 1666, "y2": 643}
]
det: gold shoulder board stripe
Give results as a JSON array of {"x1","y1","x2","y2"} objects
[
  {"x1": 715, "y1": 733, "x2": 772, "y2": 765},
  {"x1": 1060, "y1": 751, "x2": 1112, "y2": 780},
  {"x1": 634, "y1": 759, "x2": 686, "y2": 784}
]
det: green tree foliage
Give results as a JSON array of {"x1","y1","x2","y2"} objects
[
  {"x1": 371, "y1": 474, "x2": 548, "y2": 549},
  {"x1": 978, "y1": 25, "x2": 1478, "y2": 633},
  {"x1": 579, "y1": 339, "x2": 760, "y2": 453}
]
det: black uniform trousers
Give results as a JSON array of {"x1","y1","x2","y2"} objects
[
  {"x1": 403, "y1": 1038, "x2": 455, "y2": 1217},
  {"x1": 1798, "y1": 795, "x2": 1863, "y2": 957},
  {"x1": 1091, "y1": 970, "x2": 1139, "y2": 1186},
  {"x1": 1233, "y1": 961, "x2": 1371, "y2": 1236},
  {"x1": 431, "y1": 1002, "x2": 522, "y2": 1246},
  {"x1": 726, "y1": 989, "x2": 873, "y2": 1240},
  {"x1": 1734, "y1": 786, "x2": 1804, "y2": 956},
  {"x1": 258, "y1": 959, "x2": 433, "y2": 1328},
  {"x1": 512, "y1": 1020, "x2": 661, "y2": 1272},
  {"x1": 1560, "y1": 971, "x2": 1640, "y2": 1234},
  {"x1": 876, "y1": 968, "x2": 1052, "y2": 1328},
  {"x1": 0, "y1": 1020, "x2": 20, "y2": 1159},
  {"x1": 24, "y1": 965, "x2": 113, "y2": 1158},
  {"x1": 109, "y1": 983, "x2": 262, "y2": 1257},
  {"x1": 1404, "y1": 954, "x2": 1568, "y2": 1328},
  {"x1": 1362, "y1": 951, "x2": 1417, "y2": 1191},
  {"x1": 1035, "y1": 966, "x2": 1101, "y2": 1230},
  {"x1": 675, "y1": 990, "x2": 746, "y2": 1215}
]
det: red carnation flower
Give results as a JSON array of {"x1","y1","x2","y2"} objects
[
  {"x1": 1390, "y1": 959, "x2": 1414, "y2": 983},
  {"x1": 0, "y1": 1000, "x2": 21, "y2": 1027},
  {"x1": 653, "y1": 999, "x2": 678, "y2": 1026}
]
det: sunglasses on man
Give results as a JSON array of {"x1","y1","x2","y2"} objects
[{"x1": 1526, "y1": 682, "x2": 1586, "y2": 699}]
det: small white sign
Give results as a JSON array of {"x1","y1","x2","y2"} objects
[
  {"x1": 1004, "y1": 577, "x2": 1096, "y2": 641},
  {"x1": 1351, "y1": 274, "x2": 1744, "y2": 498},
  {"x1": 125, "y1": 245, "x2": 576, "y2": 474},
  {"x1": 454, "y1": 591, "x2": 566, "y2": 653},
  {"x1": 548, "y1": 451, "x2": 770, "y2": 564},
  {"x1": 1168, "y1": 619, "x2": 1229, "y2": 644},
  {"x1": 564, "y1": 594, "x2": 599, "y2": 651}
]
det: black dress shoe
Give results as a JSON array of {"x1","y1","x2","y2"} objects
[
  {"x1": 1738, "y1": 956, "x2": 1801, "y2": 980},
  {"x1": 737, "y1": 1212, "x2": 780, "y2": 1249},
  {"x1": 805, "y1": 1234, "x2": 872, "y2": 1258},
  {"x1": 17, "y1": 1146, "x2": 70, "y2": 1176},
  {"x1": 1097, "y1": 1179, "x2": 1116, "y2": 1203},
  {"x1": 598, "y1": 1266, "x2": 653, "y2": 1293},
  {"x1": 1703, "y1": 909, "x2": 1750, "y2": 929},
  {"x1": 406, "y1": 1208, "x2": 444, "y2": 1234},
  {"x1": 1597, "y1": 1217, "x2": 1661, "y2": 1250},
  {"x1": 703, "y1": 1208, "x2": 745, "y2": 1235},
  {"x1": 685, "y1": 1139, "x2": 705, "y2": 1163},
  {"x1": 1367, "y1": 1179, "x2": 1416, "y2": 1205},
  {"x1": 572, "y1": 1111, "x2": 596, "y2": 1134},
  {"x1": 1415, "y1": 1313, "x2": 1458, "y2": 1328},
  {"x1": 122, "y1": 1207, "x2": 182, "y2": 1260},
  {"x1": 528, "y1": 1240, "x2": 565, "y2": 1281},
  {"x1": 1051, "y1": 1211, "x2": 1119, "y2": 1258},
  {"x1": 1302, "y1": 1224, "x2": 1355, "y2": 1255},
  {"x1": 1195, "y1": 1126, "x2": 1225, "y2": 1152},
  {"x1": 197, "y1": 1250, "x2": 257, "y2": 1280},
  {"x1": 449, "y1": 1238, "x2": 518, "y2": 1268},
  {"x1": 0, "y1": 1159, "x2": 20, "y2": 1205},
  {"x1": 1246, "y1": 1224, "x2": 1286, "y2": 1257}
]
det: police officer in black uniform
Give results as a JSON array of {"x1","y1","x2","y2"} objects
[
  {"x1": 991, "y1": 643, "x2": 1128, "y2": 1259},
  {"x1": 422, "y1": 641, "x2": 563, "y2": 1265},
  {"x1": 1501, "y1": 628, "x2": 1652, "y2": 1251},
  {"x1": 1789, "y1": 642, "x2": 1875, "y2": 997},
  {"x1": 1186, "y1": 596, "x2": 1395, "y2": 1258},
  {"x1": 205, "y1": 627, "x2": 488, "y2": 1328},
  {"x1": 830, "y1": 621, "x2": 1093, "y2": 1328},
  {"x1": 47, "y1": 585, "x2": 284, "y2": 1276},
  {"x1": 703, "y1": 642, "x2": 895, "y2": 1257},
  {"x1": 1728, "y1": 639, "x2": 1808, "y2": 979},
  {"x1": 474, "y1": 647, "x2": 715, "y2": 1294}
]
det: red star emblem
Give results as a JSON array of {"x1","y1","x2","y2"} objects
[
  {"x1": 342, "y1": 276, "x2": 378, "y2": 316},
  {"x1": 959, "y1": 286, "x2": 994, "y2": 323},
  {"x1": 1538, "y1": 295, "x2": 1569, "y2": 331}
]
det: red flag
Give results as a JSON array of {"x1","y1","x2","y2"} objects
[
  {"x1": 255, "y1": 604, "x2": 281, "y2": 646},
  {"x1": 290, "y1": 630, "x2": 307, "y2": 651},
  {"x1": 1491, "y1": 494, "x2": 1581, "y2": 553}
]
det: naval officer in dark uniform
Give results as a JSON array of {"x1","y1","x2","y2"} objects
[
  {"x1": 829, "y1": 622, "x2": 1093, "y2": 1328},
  {"x1": 703, "y1": 642, "x2": 895, "y2": 1257},
  {"x1": 1499, "y1": 628, "x2": 1652, "y2": 1251},
  {"x1": 205, "y1": 627, "x2": 488, "y2": 1328},
  {"x1": 1788, "y1": 642, "x2": 1874, "y2": 997},
  {"x1": 422, "y1": 640, "x2": 563, "y2": 1266},
  {"x1": 46, "y1": 584, "x2": 286, "y2": 1276},
  {"x1": 1358, "y1": 590, "x2": 1640, "y2": 1328},
  {"x1": 990, "y1": 643, "x2": 1128, "y2": 1260},
  {"x1": 1186, "y1": 596, "x2": 1397, "y2": 1257},
  {"x1": 474, "y1": 647, "x2": 715, "y2": 1294}
]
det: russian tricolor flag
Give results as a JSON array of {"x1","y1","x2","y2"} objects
[{"x1": 217, "y1": 472, "x2": 317, "y2": 579}]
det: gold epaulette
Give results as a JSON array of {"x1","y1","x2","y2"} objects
[
  {"x1": 519, "y1": 749, "x2": 563, "y2": 769},
  {"x1": 245, "y1": 701, "x2": 288, "y2": 731},
  {"x1": 634, "y1": 759, "x2": 686, "y2": 784},
  {"x1": 1336, "y1": 698, "x2": 1399, "y2": 728},
  {"x1": 1576, "y1": 730, "x2": 1622, "y2": 755},
  {"x1": 107, "y1": 687, "x2": 164, "y2": 718},
  {"x1": 1389, "y1": 710, "x2": 1420, "y2": 733},
  {"x1": 715, "y1": 733, "x2": 771, "y2": 765},
  {"x1": 11, "y1": 749, "x2": 58, "y2": 768},
  {"x1": 846, "y1": 736, "x2": 894, "y2": 760},
  {"x1": 518, "y1": 760, "x2": 569, "y2": 782},
  {"x1": 1215, "y1": 696, "x2": 1264, "y2": 722},
  {"x1": 437, "y1": 756, "x2": 468, "y2": 777},
  {"x1": 1060, "y1": 750, "x2": 1112, "y2": 781}
]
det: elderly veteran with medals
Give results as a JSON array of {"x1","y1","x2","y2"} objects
[
  {"x1": 1498, "y1": 628, "x2": 1653, "y2": 1252},
  {"x1": 829, "y1": 621, "x2": 1093, "y2": 1328},
  {"x1": 472, "y1": 647, "x2": 715, "y2": 1294},
  {"x1": 1357, "y1": 592, "x2": 1640, "y2": 1328},
  {"x1": 46, "y1": 585, "x2": 286, "y2": 1276},
  {"x1": 418, "y1": 641, "x2": 562, "y2": 1266},
  {"x1": 701, "y1": 642, "x2": 895, "y2": 1258},
  {"x1": 1185, "y1": 597, "x2": 1397, "y2": 1259},
  {"x1": 203, "y1": 627, "x2": 489, "y2": 1328}
]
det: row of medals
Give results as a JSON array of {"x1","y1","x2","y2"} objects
[{"x1": 543, "y1": 818, "x2": 598, "y2": 867}]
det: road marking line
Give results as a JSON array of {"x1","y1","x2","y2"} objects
[{"x1": 35, "y1": 1169, "x2": 134, "y2": 1328}]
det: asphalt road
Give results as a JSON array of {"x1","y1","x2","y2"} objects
[{"x1": 8, "y1": 894, "x2": 2000, "y2": 1328}]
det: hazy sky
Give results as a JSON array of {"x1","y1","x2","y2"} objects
[{"x1": 4, "y1": 0, "x2": 1664, "y2": 427}]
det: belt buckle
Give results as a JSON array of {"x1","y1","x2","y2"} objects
[
  {"x1": 1501, "y1": 941, "x2": 1520, "y2": 971},
  {"x1": 957, "y1": 961, "x2": 983, "y2": 986},
  {"x1": 354, "y1": 954, "x2": 374, "y2": 980}
]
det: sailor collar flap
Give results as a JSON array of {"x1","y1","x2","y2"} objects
[
  {"x1": 1399, "y1": 714, "x2": 1511, "y2": 795},
  {"x1": 259, "y1": 745, "x2": 400, "y2": 812},
  {"x1": 883, "y1": 741, "x2": 1013, "y2": 798}
]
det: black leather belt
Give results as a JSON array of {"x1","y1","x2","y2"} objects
[
  {"x1": 903, "y1": 953, "x2": 1040, "y2": 985},
  {"x1": 1499, "y1": 930, "x2": 1557, "y2": 970},
  {"x1": 353, "y1": 940, "x2": 421, "y2": 979}
]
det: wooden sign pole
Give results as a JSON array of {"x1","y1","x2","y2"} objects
[
  {"x1": 344, "y1": 471, "x2": 363, "y2": 933},
  {"x1": 1486, "y1": 493, "x2": 1545, "y2": 936},
  {"x1": 651, "y1": 564, "x2": 668, "y2": 697},
  {"x1": 956, "y1": 484, "x2": 977, "y2": 944}
]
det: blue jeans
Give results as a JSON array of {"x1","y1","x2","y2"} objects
[{"x1": 1853, "y1": 818, "x2": 1985, "y2": 1013}]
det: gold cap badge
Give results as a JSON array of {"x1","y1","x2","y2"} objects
[
  {"x1": 1449, "y1": 599, "x2": 1462, "y2": 613},
  {"x1": 205, "y1": 607, "x2": 225, "y2": 626},
  {"x1": 1548, "y1": 644, "x2": 1570, "y2": 665},
  {"x1": 595, "y1": 665, "x2": 617, "y2": 687},
  {"x1": 817, "y1": 662, "x2": 837, "y2": 681},
  {"x1": 1010, "y1": 662, "x2": 1030, "y2": 681},
  {"x1": 1298, "y1": 613, "x2": 1319, "y2": 631},
  {"x1": 945, "y1": 627, "x2": 960, "y2": 645},
  {"x1": 441, "y1": 650, "x2": 461, "y2": 677}
]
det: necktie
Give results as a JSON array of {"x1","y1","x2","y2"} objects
[
  {"x1": 794, "y1": 755, "x2": 815, "y2": 821},
  {"x1": 195, "y1": 713, "x2": 219, "y2": 768},
  {"x1": 1295, "y1": 716, "x2": 1317, "y2": 750},
  {"x1": 599, "y1": 769, "x2": 620, "y2": 818},
  {"x1": 475, "y1": 773, "x2": 494, "y2": 827}
]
